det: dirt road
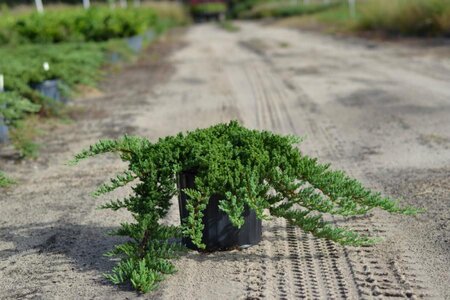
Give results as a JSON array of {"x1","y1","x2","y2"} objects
[{"x1": 1, "y1": 22, "x2": 449, "y2": 299}]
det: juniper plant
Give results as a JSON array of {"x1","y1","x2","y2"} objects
[
  {"x1": 71, "y1": 121, "x2": 418, "y2": 293},
  {"x1": 0, "y1": 92, "x2": 40, "y2": 127}
]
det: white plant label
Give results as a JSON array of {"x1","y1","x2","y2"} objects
[
  {"x1": 35, "y1": 0, "x2": 44, "y2": 13},
  {"x1": 0, "y1": 74, "x2": 4, "y2": 92},
  {"x1": 83, "y1": 0, "x2": 91, "y2": 9},
  {"x1": 43, "y1": 62, "x2": 50, "y2": 71},
  {"x1": 348, "y1": 0, "x2": 356, "y2": 18}
]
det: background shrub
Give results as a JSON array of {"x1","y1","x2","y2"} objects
[{"x1": 355, "y1": 0, "x2": 450, "y2": 36}]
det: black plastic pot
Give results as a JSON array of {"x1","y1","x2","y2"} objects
[
  {"x1": 126, "y1": 35, "x2": 143, "y2": 53},
  {"x1": 31, "y1": 79, "x2": 63, "y2": 103},
  {"x1": 177, "y1": 171, "x2": 262, "y2": 251},
  {"x1": 0, "y1": 92, "x2": 8, "y2": 144},
  {"x1": 0, "y1": 116, "x2": 8, "y2": 144}
]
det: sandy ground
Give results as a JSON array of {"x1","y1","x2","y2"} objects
[{"x1": 1, "y1": 22, "x2": 449, "y2": 299}]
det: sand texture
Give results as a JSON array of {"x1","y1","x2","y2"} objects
[{"x1": 1, "y1": 23, "x2": 449, "y2": 299}]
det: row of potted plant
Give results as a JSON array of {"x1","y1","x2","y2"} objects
[
  {"x1": 0, "y1": 6, "x2": 186, "y2": 45},
  {"x1": 0, "y1": 4, "x2": 189, "y2": 184}
]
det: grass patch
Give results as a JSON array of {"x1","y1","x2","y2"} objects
[
  {"x1": 240, "y1": 1, "x2": 340, "y2": 19},
  {"x1": 355, "y1": 0, "x2": 450, "y2": 36},
  {"x1": 273, "y1": 0, "x2": 450, "y2": 37},
  {"x1": 0, "y1": 171, "x2": 15, "y2": 188},
  {"x1": 9, "y1": 115, "x2": 42, "y2": 158},
  {"x1": 219, "y1": 20, "x2": 240, "y2": 32},
  {"x1": 190, "y1": 3, "x2": 227, "y2": 15}
]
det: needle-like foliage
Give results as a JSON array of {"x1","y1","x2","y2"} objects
[{"x1": 71, "y1": 121, "x2": 419, "y2": 293}]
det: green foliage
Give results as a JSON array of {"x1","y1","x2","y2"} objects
[
  {"x1": 0, "y1": 41, "x2": 130, "y2": 158},
  {"x1": 240, "y1": 1, "x2": 340, "y2": 19},
  {"x1": 190, "y1": 3, "x2": 227, "y2": 15},
  {"x1": 0, "y1": 42, "x2": 108, "y2": 114},
  {"x1": 355, "y1": 0, "x2": 450, "y2": 36},
  {"x1": 218, "y1": 20, "x2": 240, "y2": 32},
  {"x1": 0, "y1": 4, "x2": 187, "y2": 163},
  {"x1": 230, "y1": 0, "x2": 450, "y2": 37},
  {"x1": 104, "y1": 237, "x2": 182, "y2": 293},
  {"x1": 9, "y1": 121, "x2": 40, "y2": 158},
  {"x1": 0, "y1": 171, "x2": 15, "y2": 188},
  {"x1": 229, "y1": 0, "x2": 263, "y2": 18},
  {"x1": 0, "y1": 92, "x2": 41, "y2": 157},
  {"x1": 72, "y1": 121, "x2": 419, "y2": 293},
  {"x1": 0, "y1": 92, "x2": 40, "y2": 126},
  {"x1": 0, "y1": 6, "x2": 185, "y2": 44}
]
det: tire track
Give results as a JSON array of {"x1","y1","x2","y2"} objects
[
  {"x1": 153, "y1": 24, "x2": 437, "y2": 299},
  {"x1": 271, "y1": 58, "x2": 431, "y2": 298},
  {"x1": 309, "y1": 117, "x2": 430, "y2": 299},
  {"x1": 233, "y1": 34, "x2": 432, "y2": 298},
  {"x1": 228, "y1": 47, "x2": 360, "y2": 298}
]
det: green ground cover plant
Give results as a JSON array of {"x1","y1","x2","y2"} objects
[
  {"x1": 0, "y1": 3, "x2": 189, "y2": 182},
  {"x1": 0, "y1": 92, "x2": 40, "y2": 177},
  {"x1": 191, "y1": 3, "x2": 227, "y2": 15},
  {"x1": 232, "y1": 0, "x2": 450, "y2": 37},
  {"x1": 218, "y1": 20, "x2": 240, "y2": 32},
  {"x1": 72, "y1": 121, "x2": 419, "y2": 293},
  {"x1": 229, "y1": 0, "x2": 262, "y2": 18},
  {"x1": 0, "y1": 92, "x2": 40, "y2": 157},
  {"x1": 240, "y1": 1, "x2": 339, "y2": 19},
  {"x1": 0, "y1": 40, "x2": 135, "y2": 164},
  {"x1": 0, "y1": 6, "x2": 185, "y2": 44},
  {"x1": 0, "y1": 92, "x2": 40, "y2": 127},
  {"x1": 355, "y1": 0, "x2": 450, "y2": 36},
  {"x1": 0, "y1": 170, "x2": 15, "y2": 187},
  {"x1": 0, "y1": 42, "x2": 107, "y2": 113}
]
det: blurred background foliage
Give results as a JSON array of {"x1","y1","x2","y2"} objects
[{"x1": 0, "y1": 1, "x2": 188, "y2": 160}]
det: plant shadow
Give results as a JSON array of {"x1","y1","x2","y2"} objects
[
  {"x1": 0, "y1": 221, "x2": 127, "y2": 287},
  {"x1": 0, "y1": 221, "x2": 354, "y2": 294}
]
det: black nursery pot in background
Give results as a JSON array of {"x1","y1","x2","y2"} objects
[
  {"x1": 31, "y1": 79, "x2": 63, "y2": 103},
  {"x1": 0, "y1": 115, "x2": 8, "y2": 144},
  {"x1": 126, "y1": 35, "x2": 144, "y2": 53},
  {"x1": 0, "y1": 91, "x2": 8, "y2": 144},
  {"x1": 177, "y1": 171, "x2": 262, "y2": 251}
]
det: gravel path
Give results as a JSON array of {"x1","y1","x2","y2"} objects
[{"x1": 1, "y1": 23, "x2": 449, "y2": 299}]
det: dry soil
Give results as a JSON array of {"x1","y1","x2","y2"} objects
[{"x1": 0, "y1": 22, "x2": 449, "y2": 299}]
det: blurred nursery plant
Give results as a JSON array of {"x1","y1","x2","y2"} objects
[
  {"x1": 0, "y1": 91, "x2": 40, "y2": 157},
  {"x1": 71, "y1": 121, "x2": 419, "y2": 293}
]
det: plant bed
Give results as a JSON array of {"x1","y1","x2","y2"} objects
[{"x1": 71, "y1": 121, "x2": 420, "y2": 293}]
